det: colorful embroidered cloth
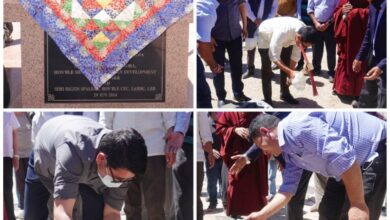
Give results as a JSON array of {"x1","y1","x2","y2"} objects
[{"x1": 20, "y1": 0, "x2": 192, "y2": 89}]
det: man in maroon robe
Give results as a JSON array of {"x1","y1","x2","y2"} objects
[
  {"x1": 216, "y1": 112, "x2": 268, "y2": 217},
  {"x1": 333, "y1": 0, "x2": 369, "y2": 103}
]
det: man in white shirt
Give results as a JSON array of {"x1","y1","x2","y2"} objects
[
  {"x1": 256, "y1": 16, "x2": 318, "y2": 106},
  {"x1": 197, "y1": 112, "x2": 215, "y2": 219},
  {"x1": 4, "y1": 112, "x2": 20, "y2": 220},
  {"x1": 243, "y1": 0, "x2": 278, "y2": 79},
  {"x1": 99, "y1": 112, "x2": 175, "y2": 220}
]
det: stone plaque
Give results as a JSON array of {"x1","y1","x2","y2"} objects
[{"x1": 45, "y1": 34, "x2": 165, "y2": 102}]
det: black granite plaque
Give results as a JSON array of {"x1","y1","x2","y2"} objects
[{"x1": 44, "y1": 34, "x2": 165, "y2": 102}]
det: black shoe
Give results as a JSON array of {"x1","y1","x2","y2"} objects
[
  {"x1": 281, "y1": 94, "x2": 299, "y2": 104},
  {"x1": 206, "y1": 203, "x2": 217, "y2": 211},
  {"x1": 234, "y1": 94, "x2": 251, "y2": 102},
  {"x1": 264, "y1": 99, "x2": 273, "y2": 107},
  {"x1": 242, "y1": 69, "x2": 255, "y2": 79},
  {"x1": 217, "y1": 99, "x2": 226, "y2": 108}
]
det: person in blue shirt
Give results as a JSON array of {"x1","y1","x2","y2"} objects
[
  {"x1": 245, "y1": 112, "x2": 386, "y2": 220},
  {"x1": 197, "y1": 0, "x2": 223, "y2": 108},
  {"x1": 211, "y1": 0, "x2": 251, "y2": 107},
  {"x1": 307, "y1": 0, "x2": 338, "y2": 82},
  {"x1": 352, "y1": 0, "x2": 387, "y2": 108}
]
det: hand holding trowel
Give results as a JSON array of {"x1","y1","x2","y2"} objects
[{"x1": 299, "y1": 44, "x2": 318, "y2": 96}]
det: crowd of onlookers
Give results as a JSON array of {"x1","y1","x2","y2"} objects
[{"x1": 197, "y1": 0, "x2": 386, "y2": 109}]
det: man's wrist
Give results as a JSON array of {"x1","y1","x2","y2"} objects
[{"x1": 13, "y1": 154, "x2": 20, "y2": 159}]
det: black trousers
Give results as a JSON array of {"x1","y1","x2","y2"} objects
[
  {"x1": 319, "y1": 145, "x2": 386, "y2": 220},
  {"x1": 213, "y1": 36, "x2": 244, "y2": 100},
  {"x1": 4, "y1": 157, "x2": 16, "y2": 220},
  {"x1": 259, "y1": 46, "x2": 293, "y2": 102},
  {"x1": 312, "y1": 23, "x2": 336, "y2": 76},
  {"x1": 197, "y1": 55, "x2": 212, "y2": 108},
  {"x1": 125, "y1": 156, "x2": 167, "y2": 220},
  {"x1": 172, "y1": 143, "x2": 193, "y2": 220},
  {"x1": 287, "y1": 170, "x2": 313, "y2": 220},
  {"x1": 358, "y1": 78, "x2": 386, "y2": 108}
]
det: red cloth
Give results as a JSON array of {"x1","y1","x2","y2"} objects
[
  {"x1": 333, "y1": 0, "x2": 369, "y2": 96},
  {"x1": 4, "y1": 199, "x2": 7, "y2": 220},
  {"x1": 216, "y1": 112, "x2": 268, "y2": 216}
]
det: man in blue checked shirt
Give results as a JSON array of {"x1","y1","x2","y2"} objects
[{"x1": 244, "y1": 112, "x2": 386, "y2": 220}]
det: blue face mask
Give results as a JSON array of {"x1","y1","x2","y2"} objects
[{"x1": 98, "y1": 167, "x2": 122, "y2": 188}]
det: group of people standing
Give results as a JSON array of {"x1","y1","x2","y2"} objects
[{"x1": 197, "y1": 0, "x2": 387, "y2": 108}]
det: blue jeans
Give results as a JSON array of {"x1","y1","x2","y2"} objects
[
  {"x1": 205, "y1": 156, "x2": 223, "y2": 205},
  {"x1": 268, "y1": 159, "x2": 277, "y2": 195},
  {"x1": 24, "y1": 152, "x2": 105, "y2": 220}
]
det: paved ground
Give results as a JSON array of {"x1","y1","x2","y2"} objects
[
  {"x1": 201, "y1": 168, "x2": 387, "y2": 220},
  {"x1": 204, "y1": 44, "x2": 355, "y2": 109}
]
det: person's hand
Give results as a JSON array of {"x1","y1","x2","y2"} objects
[
  {"x1": 164, "y1": 127, "x2": 176, "y2": 168},
  {"x1": 342, "y1": 2, "x2": 353, "y2": 14},
  {"x1": 364, "y1": 66, "x2": 383, "y2": 80},
  {"x1": 242, "y1": 27, "x2": 248, "y2": 40},
  {"x1": 212, "y1": 149, "x2": 221, "y2": 159},
  {"x1": 321, "y1": 22, "x2": 330, "y2": 31},
  {"x1": 286, "y1": 71, "x2": 297, "y2": 86},
  {"x1": 207, "y1": 151, "x2": 215, "y2": 168},
  {"x1": 244, "y1": 211, "x2": 265, "y2": 220},
  {"x1": 165, "y1": 152, "x2": 176, "y2": 168},
  {"x1": 314, "y1": 21, "x2": 323, "y2": 31},
  {"x1": 304, "y1": 62, "x2": 314, "y2": 74},
  {"x1": 234, "y1": 127, "x2": 249, "y2": 140},
  {"x1": 348, "y1": 204, "x2": 369, "y2": 220},
  {"x1": 255, "y1": 18, "x2": 262, "y2": 27},
  {"x1": 166, "y1": 131, "x2": 185, "y2": 153},
  {"x1": 352, "y1": 60, "x2": 362, "y2": 72},
  {"x1": 230, "y1": 154, "x2": 250, "y2": 176},
  {"x1": 13, "y1": 156, "x2": 19, "y2": 171},
  {"x1": 210, "y1": 63, "x2": 224, "y2": 74}
]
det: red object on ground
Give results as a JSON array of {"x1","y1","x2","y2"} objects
[{"x1": 300, "y1": 45, "x2": 318, "y2": 96}]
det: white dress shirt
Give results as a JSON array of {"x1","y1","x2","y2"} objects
[
  {"x1": 197, "y1": 112, "x2": 213, "y2": 162},
  {"x1": 4, "y1": 112, "x2": 20, "y2": 158},
  {"x1": 99, "y1": 112, "x2": 176, "y2": 156},
  {"x1": 257, "y1": 17, "x2": 305, "y2": 63},
  {"x1": 246, "y1": 0, "x2": 278, "y2": 22}
]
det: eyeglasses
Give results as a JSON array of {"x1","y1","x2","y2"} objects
[{"x1": 107, "y1": 167, "x2": 136, "y2": 183}]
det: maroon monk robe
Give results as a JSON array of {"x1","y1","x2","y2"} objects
[
  {"x1": 333, "y1": 0, "x2": 369, "y2": 96},
  {"x1": 216, "y1": 112, "x2": 268, "y2": 216}
]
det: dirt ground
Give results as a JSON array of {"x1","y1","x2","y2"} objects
[
  {"x1": 201, "y1": 167, "x2": 387, "y2": 220},
  {"x1": 203, "y1": 43, "x2": 356, "y2": 109}
]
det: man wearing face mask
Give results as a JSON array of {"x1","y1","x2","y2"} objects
[
  {"x1": 23, "y1": 115, "x2": 147, "y2": 220},
  {"x1": 244, "y1": 112, "x2": 386, "y2": 220}
]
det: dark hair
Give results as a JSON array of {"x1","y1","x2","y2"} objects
[
  {"x1": 298, "y1": 26, "x2": 319, "y2": 45},
  {"x1": 249, "y1": 114, "x2": 280, "y2": 140},
  {"x1": 98, "y1": 129, "x2": 147, "y2": 176}
]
